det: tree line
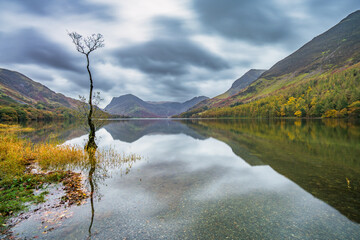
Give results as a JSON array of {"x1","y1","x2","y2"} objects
[{"x1": 0, "y1": 103, "x2": 77, "y2": 122}]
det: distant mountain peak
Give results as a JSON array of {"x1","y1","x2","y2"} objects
[
  {"x1": 105, "y1": 94, "x2": 208, "y2": 118},
  {"x1": 183, "y1": 96, "x2": 208, "y2": 104},
  {"x1": 114, "y1": 93, "x2": 139, "y2": 100}
]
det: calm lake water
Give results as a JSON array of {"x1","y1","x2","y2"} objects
[{"x1": 13, "y1": 119, "x2": 360, "y2": 239}]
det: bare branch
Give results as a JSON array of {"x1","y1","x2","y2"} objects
[
  {"x1": 68, "y1": 32, "x2": 86, "y2": 54},
  {"x1": 68, "y1": 31, "x2": 104, "y2": 55}
]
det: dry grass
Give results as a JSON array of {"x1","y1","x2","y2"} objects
[
  {"x1": 35, "y1": 143, "x2": 86, "y2": 171},
  {"x1": 0, "y1": 134, "x2": 32, "y2": 178},
  {"x1": 0, "y1": 133, "x2": 85, "y2": 180}
]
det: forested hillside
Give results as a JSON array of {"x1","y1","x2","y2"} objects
[{"x1": 187, "y1": 64, "x2": 360, "y2": 118}]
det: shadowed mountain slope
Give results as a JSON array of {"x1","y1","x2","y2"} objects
[{"x1": 222, "y1": 69, "x2": 267, "y2": 97}]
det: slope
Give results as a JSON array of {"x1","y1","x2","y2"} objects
[{"x1": 0, "y1": 68, "x2": 79, "y2": 108}]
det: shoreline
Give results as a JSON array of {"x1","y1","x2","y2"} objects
[{"x1": 0, "y1": 124, "x2": 88, "y2": 237}]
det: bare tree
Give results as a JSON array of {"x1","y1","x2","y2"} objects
[{"x1": 68, "y1": 32, "x2": 104, "y2": 150}]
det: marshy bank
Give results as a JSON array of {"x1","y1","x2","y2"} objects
[
  {"x1": 0, "y1": 123, "x2": 140, "y2": 238},
  {"x1": 0, "y1": 124, "x2": 86, "y2": 237}
]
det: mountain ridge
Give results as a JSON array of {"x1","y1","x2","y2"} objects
[
  {"x1": 105, "y1": 94, "x2": 209, "y2": 118},
  {"x1": 0, "y1": 68, "x2": 80, "y2": 109}
]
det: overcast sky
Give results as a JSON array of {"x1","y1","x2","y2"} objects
[{"x1": 0, "y1": 0, "x2": 359, "y2": 107}]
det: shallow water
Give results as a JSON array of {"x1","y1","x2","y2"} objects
[{"x1": 14, "y1": 119, "x2": 360, "y2": 239}]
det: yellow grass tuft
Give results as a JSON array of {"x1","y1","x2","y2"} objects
[{"x1": 35, "y1": 143, "x2": 86, "y2": 171}]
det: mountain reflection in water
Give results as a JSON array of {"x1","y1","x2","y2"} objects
[{"x1": 13, "y1": 119, "x2": 360, "y2": 239}]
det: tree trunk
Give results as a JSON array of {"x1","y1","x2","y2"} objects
[{"x1": 86, "y1": 54, "x2": 97, "y2": 150}]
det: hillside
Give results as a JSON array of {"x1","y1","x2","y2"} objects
[
  {"x1": 104, "y1": 94, "x2": 208, "y2": 118},
  {"x1": 179, "y1": 10, "x2": 360, "y2": 118},
  {"x1": 0, "y1": 68, "x2": 79, "y2": 108},
  {"x1": 0, "y1": 68, "x2": 82, "y2": 121},
  {"x1": 262, "y1": 10, "x2": 360, "y2": 79}
]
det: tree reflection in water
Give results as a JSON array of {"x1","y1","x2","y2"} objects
[
  {"x1": 87, "y1": 148, "x2": 96, "y2": 239},
  {"x1": 36, "y1": 132, "x2": 141, "y2": 239},
  {"x1": 83, "y1": 146, "x2": 140, "y2": 239}
]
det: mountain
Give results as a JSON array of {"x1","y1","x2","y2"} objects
[
  {"x1": 179, "y1": 10, "x2": 360, "y2": 118},
  {"x1": 181, "y1": 96, "x2": 210, "y2": 111},
  {"x1": 175, "y1": 69, "x2": 266, "y2": 118},
  {"x1": 0, "y1": 68, "x2": 85, "y2": 121},
  {"x1": 221, "y1": 69, "x2": 267, "y2": 98},
  {"x1": 104, "y1": 94, "x2": 209, "y2": 118},
  {"x1": 262, "y1": 11, "x2": 360, "y2": 79},
  {"x1": 0, "y1": 68, "x2": 79, "y2": 109}
]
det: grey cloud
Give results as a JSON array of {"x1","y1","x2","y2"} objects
[
  {"x1": 145, "y1": 75, "x2": 199, "y2": 100},
  {"x1": 0, "y1": 0, "x2": 114, "y2": 19},
  {"x1": 151, "y1": 17, "x2": 189, "y2": 37},
  {"x1": 192, "y1": 0, "x2": 360, "y2": 46},
  {"x1": 306, "y1": 0, "x2": 360, "y2": 17},
  {"x1": 114, "y1": 16, "x2": 228, "y2": 76},
  {"x1": 115, "y1": 39, "x2": 229, "y2": 76},
  {"x1": 0, "y1": 28, "x2": 84, "y2": 73},
  {"x1": 91, "y1": 73, "x2": 119, "y2": 92},
  {"x1": 192, "y1": 0, "x2": 296, "y2": 44}
]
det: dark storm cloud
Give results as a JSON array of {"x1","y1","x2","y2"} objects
[
  {"x1": 113, "y1": 16, "x2": 229, "y2": 76},
  {"x1": 115, "y1": 39, "x2": 229, "y2": 76},
  {"x1": 0, "y1": 0, "x2": 113, "y2": 19},
  {"x1": 0, "y1": 29, "x2": 83, "y2": 73},
  {"x1": 192, "y1": 0, "x2": 360, "y2": 46},
  {"x1": 192, "y1": 0, "x2": 295, "y2": 44}
]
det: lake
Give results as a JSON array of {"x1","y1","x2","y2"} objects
[{"x1": 13, "y1": 119, "x2": 360, "y2": 239}]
